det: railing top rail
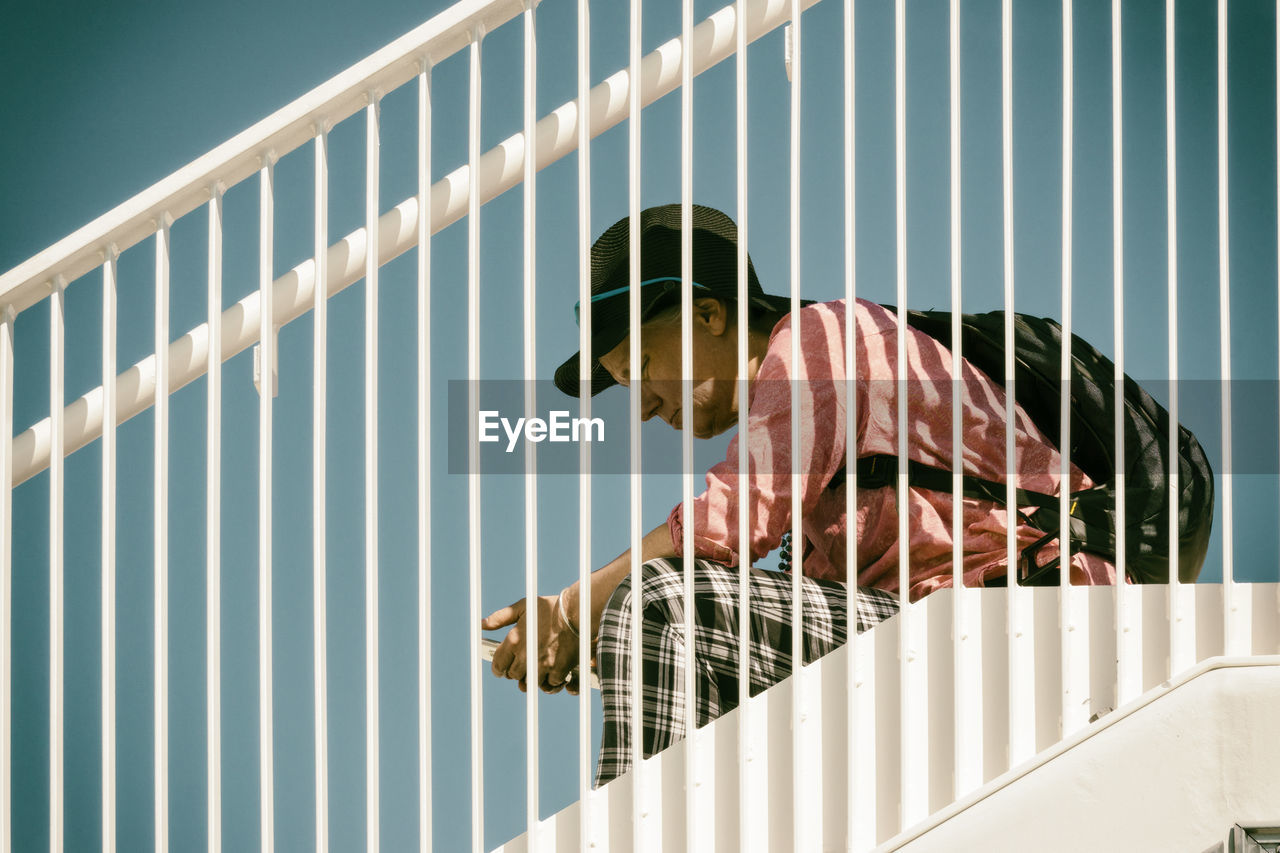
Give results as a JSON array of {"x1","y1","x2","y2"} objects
[
  {"x1": 8, "y1": 0, "x2": 814, "y2": 487},
  {"x1": 0, "y1": 0, "x2": 526, "y2": 319}
]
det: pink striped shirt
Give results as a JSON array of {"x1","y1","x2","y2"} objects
[{"x1": 667, "y1": 298, "x2": 1116, "y2": 601}]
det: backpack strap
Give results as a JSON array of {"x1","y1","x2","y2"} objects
[
  {"x1": 834, "y1": 455, "x2": 1058, "y2": 513},
  {"x1": 829, "y1": 455, "x2": 1120, "y2": 585}
]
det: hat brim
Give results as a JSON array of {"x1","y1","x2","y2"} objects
[{"x1": 552, "y1": 292, "x2": 797, "y2": 398}]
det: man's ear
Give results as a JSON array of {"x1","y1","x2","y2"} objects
[{"x1": 693, "y1": 297, "x2": 729, "y2": 336}]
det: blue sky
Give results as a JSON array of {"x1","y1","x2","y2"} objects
[{"x1": 4, "y1": 0, "x2": 1279, "y2": 850}]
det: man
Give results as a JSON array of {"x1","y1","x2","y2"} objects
[{"x1": 482, "y1": 204, "x2": 1113, "y2": 787}]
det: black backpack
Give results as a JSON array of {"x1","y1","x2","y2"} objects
[{"x1": 845, "y1": 308, "x2": 1215, "y2": 585}]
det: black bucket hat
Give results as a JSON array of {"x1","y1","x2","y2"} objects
[{"x1": 553, "y1": 204, "x2": 791, "y2": 397}]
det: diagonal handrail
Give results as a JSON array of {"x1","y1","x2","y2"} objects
[
  {"x1": 8, "y1": 0, "x2": 820, "y2": 489},
  {"x1": 0, "y1": 0, "x2": 527, "y2": 319}
]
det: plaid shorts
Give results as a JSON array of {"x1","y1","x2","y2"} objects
[{"x1": 593, "y1": 558, "x2": 899, "y2": 788}]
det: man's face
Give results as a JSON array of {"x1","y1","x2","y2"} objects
[{"x1": 596, "y1": 300, "x2": 738, "y2": 439}]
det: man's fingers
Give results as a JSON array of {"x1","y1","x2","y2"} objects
[
  {"x1": 481, "y1": 598, "x2": 526, "y2": 631},
  {"x1": 508, "y1": 652, "x2": 527, "y2": 684},
  {"x1": 490, "y1": 629, "x2": 520, "y2": 678},
  {"x1": 540, "y1": 669, "x2": 568, "y2": 694}
]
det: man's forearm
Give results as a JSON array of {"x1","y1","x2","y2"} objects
[{"x1": 562, "y1": 521, "x2": 677, "y2": 640}]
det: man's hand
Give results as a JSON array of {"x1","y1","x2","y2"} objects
[{"x1": 481, "y1": 592, "x2": 581, "y2": 695}]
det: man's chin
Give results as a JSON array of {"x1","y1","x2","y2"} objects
[{"x1": 691, "y1": 418, "x2": 725, "y2": 440}]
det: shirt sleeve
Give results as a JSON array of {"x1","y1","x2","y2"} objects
[{"x1": 667, "y1": 307, "x2": 858, "y2": 567}]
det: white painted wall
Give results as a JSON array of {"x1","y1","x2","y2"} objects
[{"x1": 894, "y1": 663, "x2": 1280, "y2": 853}]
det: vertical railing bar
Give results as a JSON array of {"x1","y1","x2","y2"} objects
[
  {"x1": 1166, "y1": 0, "x2": 1189, "y2": 676},
  {"x1": 735, "y1": 0, "x2": 750, "y2": 729},
  {"x1": 313, "y1": 127, "x2": 331, "y2": 853},
  {"x1": 949, "y1": 0, "x2": 964, "y2": 602},
  {"x1": 467, "y1": 32, "x2": 485, "y2": 853},
  {"x1": 893, "y1": 0, "x2": 908, "y2": 617},
  {"x1": 521, "y1": 3, "x2": 540, "y2": 846},
  {"x1": 843, "y1": 0, "x2": 869, "y2": 846},
  {"x1": 894, "y1": 0, "x2": 928, "y2": 828},
  {"x1": 1060, "y1": 0, "x2": 1074, "y2": 598},
  {"x1": 1112, "y1": 0, "x2": 1138, "y2": 704},
  {"x1": 364, "y1": 94, "x2": 382, "y2": 853},
  {"x1": 574, "y1": 0, "x2": 593, "y2": 838},
  {"x1": 736, "y1": 0, "x2": 758, "y2": 846},
  {"x1": 734, "y1": 0, "x2": 751, "y2": 724},
  {"x1": 206, "y1": 188, "x2": 223, "y2": 853},
  {"x1": 679, "y1": 0, "x2": 700, "y2": 847},
  {"x1": 1217, "y1": 0, "x2": 1239, "y2": 656},
  {"x1": 155, "y1": 217, "x2": 172, "y2": 853},
  {"x1": 949, "y1": 0, "x2": 982, "y2": 801},
  {"x1": 627, "y1": 0, "x2": 645, "y2": 846},
  {"x1": 1060, "y1": 0, "x2": 1090, "y2": 739},
  {"x1": 103, "y1": 249, "x2": 119, "y2": 853},
  {"x1": 49, "y1": 274, "x2": 65, "y2": 853},
  {"x1": 417, "y1": 61, "x2": 434, "y2": 853},
  {"x1": 0, "y1": 303, "x2": 11, "y2": 853},
  {"x1": 1004, "y1": 0, "x2": 1034, "y2": 767},
  {"x1": 258, "y1": 157, "x2": 276, "y2": 853},
  {"x1": 788, "y1": 0, "x2": 810, "y2": 847}
]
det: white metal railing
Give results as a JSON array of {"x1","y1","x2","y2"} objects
[
  {"x1": 2, "y1": 0, "x2": 1278, "y2": 851},
  {"x1": 492, "y1": 585, "x2": 1280, "y2": 851}
]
